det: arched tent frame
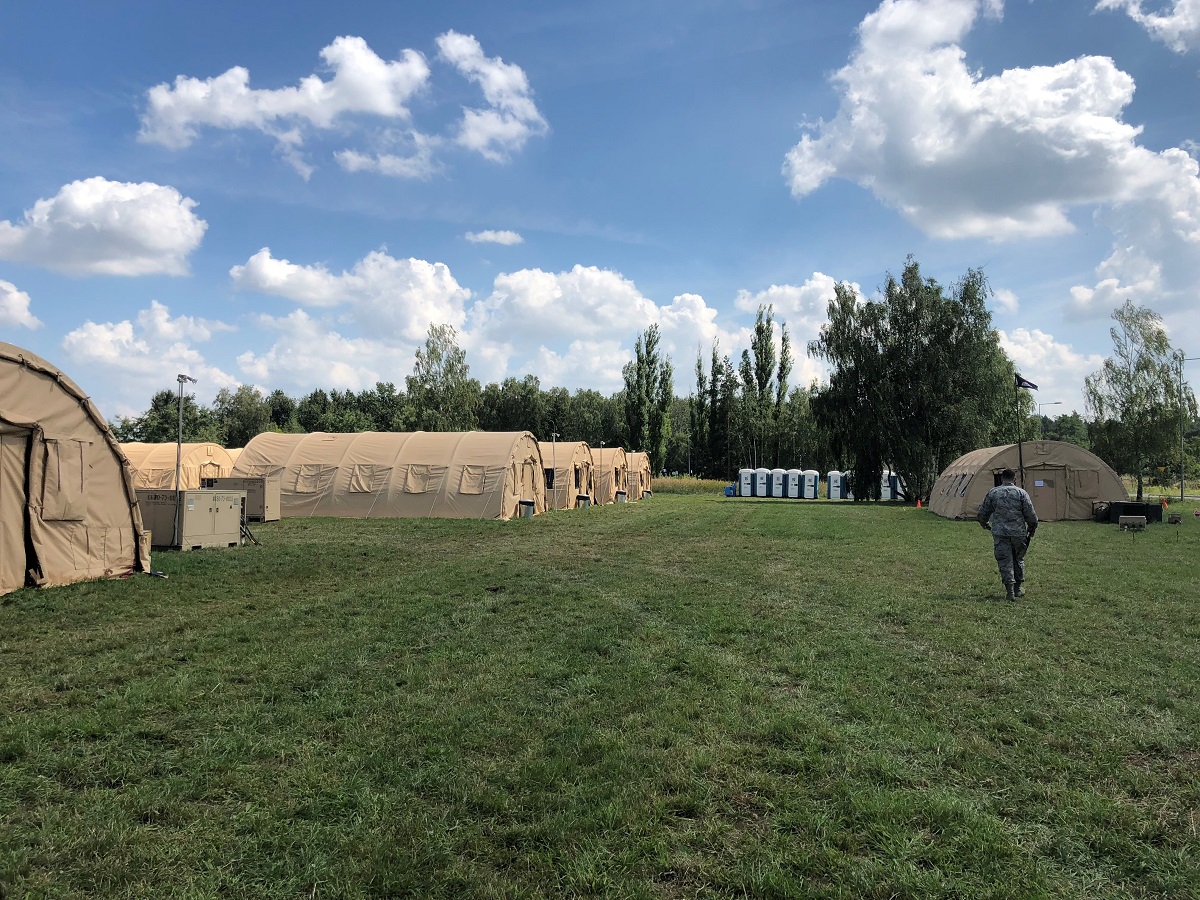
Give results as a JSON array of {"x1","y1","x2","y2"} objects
[
  {"x1": 538, "y1": 440, "x2": 594, "y2": 510},
  {"x1": 120, "y1": 442, "x2": 237, "y2": 490},
  {"x1": 592, "y1": 447, "x2": 628, "y2": 505},
  {"x1": 626, "y1": 451, "x2": 653, "y2": 499},
  {"x1": 1, "y1": 343, "x2": 149, "y2": 594},
  {"x1": 232, "y1": 431, "x2": 546, "y2": 520},
  {"x1": 930, "y1": 440, "x2": 1128, "y2": 522}
]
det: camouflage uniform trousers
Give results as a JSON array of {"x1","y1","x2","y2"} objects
[{"x1": 992, "y1": 534, "x2": 1028, "y2": 589}]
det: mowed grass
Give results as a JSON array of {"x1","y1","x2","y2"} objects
[{"x1": 2, "y1": 497, "x2": 1199, "y2": 899}]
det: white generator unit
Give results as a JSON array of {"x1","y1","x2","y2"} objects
[
  {"x1": 801, "y1": 469, "x2": 820, "y2": 499},
  {"x1": 136, "y1": 489, "x2": 244, "y2": 550},
  {"x1": 786, "y1": 468, "x2": 802, "y2": 499},
  {"x1": 201, "y1": 475, "x2": 280, "y2": 522},
  {"x1": 754, "y1": 467, "x2": 771, "y2": 498},
  {"x1": 738, "y1": 468, "x2": 754, "y2": 497},
  {"x1": 770, "y1": 468, "x2": 787, "y2": 498}
]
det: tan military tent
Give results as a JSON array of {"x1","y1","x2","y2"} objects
[
  {"x1": 538, "y1": 441, "x2": 594, "y2": 510},
  {"x1": 1, "y1": 343, "x2": 149, "y2": 595},
  {"x1": 232, "y1": 431, "x2": 546, "y2": 520},
  {"x1": 592, "y1": 447, "x2": 628, "y2": 505},
  {"x1": 226, "y1": 447, "x2": 243, "y2": 468},
  {"x1": 627, "y1": 451, "x2": 653, "y2": 499},
  {"x1": 930, "y1": 440, "x2": 1128, "y2": 522},
  {"x1": 121, "y1": 442, "x2": 236, "y2": 490}
]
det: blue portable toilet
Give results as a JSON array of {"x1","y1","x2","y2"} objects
[
  {"x1": 827, "y1": 470, "x2": 845, "y2": 499},
  {"x1": 754, "y1": 467, "x2": 771, "y2": 497},
  {"x1": 831, "y1": 470, "x2": 855, "y2": 500},
  {"x1": 770, "y1": 468, "x2": 787, "y2": 498},
  {"x1": 801, "y1": 469, "x2": 820, "y2": 499},
  {"x1": 786, "y1": 468, "x2": 802, "y2": 499},
  {"x1": 738, "y1": 468, "x2": 754, "y2": 497}
]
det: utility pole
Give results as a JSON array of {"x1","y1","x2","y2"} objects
[
  {"x1": 174, "y1": 373, "x2": 197, "y2": 547},
  {"x1": 550, "y1": 431, "x2": 559, "y2": 511}
]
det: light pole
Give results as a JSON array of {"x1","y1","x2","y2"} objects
[
  {"x1": 174, "y1": 373, "x2": 197, "y2": 547},
  {"x1": 1038, "y1": 401, "x2": 1062, "y2": 438},
  {"x1": 550, "y1": 431, "x2": 559, "y2": 511},
  {"x1": 1179, "y1": 353, "x2": 1200, "y2": 501}
]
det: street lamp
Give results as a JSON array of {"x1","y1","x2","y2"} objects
[
  {"x1": 1038, "y1": 401, "x2": 1062, "y2": 438},
  {"x1": 1178, "y1": 353, "x2": 1200, "y2": 501},
  {"x1": 550, "y1": 431, "x2": 559, "y2": 511},
  {"x1": 174, "y1": 373, "x2": 197, "y2": 547}
]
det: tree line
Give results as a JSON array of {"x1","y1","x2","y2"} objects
[{"x1": 112, "y1": 257, "x2": 1199, "y2": 500}]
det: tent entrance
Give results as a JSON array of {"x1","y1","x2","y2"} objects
[
  {"x1": 1, "y1": 422, "x2": 33, "y2": 593},
  {"x1": 1025, "y1": 467, "x2": 1065, "y2": 521}
]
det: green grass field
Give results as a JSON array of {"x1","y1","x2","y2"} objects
[{"x1": 3, "y1": 495, "x2": 1199, "y2": 899}]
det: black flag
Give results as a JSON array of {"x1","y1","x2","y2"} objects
[{"x1": 1015, "y1": 374, "x2": 1038, "y2": 391}]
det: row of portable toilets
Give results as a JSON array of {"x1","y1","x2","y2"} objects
[{"x1": 736, "y1": 468, "x2": 904, "y2": 501}]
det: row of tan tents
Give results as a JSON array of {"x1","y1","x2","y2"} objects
[
  {"x1": 2, "y1": 342, "x2": 657, "y2": 595},
  {"x1": 113, "y1": 436, "x2": 653, "y2": 519},
  {"x1": 111, "y1": 434, "x2": 652, "y2": 518}
]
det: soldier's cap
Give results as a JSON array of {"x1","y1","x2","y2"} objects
[{"x1": 1000, "y1": 468, "x2": 1016, "y2": 480}]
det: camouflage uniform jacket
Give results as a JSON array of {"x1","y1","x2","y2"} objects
[{"x1": 977, "y1": 484, "x2": 1038, "y2": 537}]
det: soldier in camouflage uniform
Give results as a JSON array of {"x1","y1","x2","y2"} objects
[{"x1": 976, "y1": 468, "x2": 1038, "y2": 601}]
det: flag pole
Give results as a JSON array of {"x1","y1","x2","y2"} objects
[{"x1": 1015, "y1": 376, "x2": 1025, "y2": 489}]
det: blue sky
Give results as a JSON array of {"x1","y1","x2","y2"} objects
[{"x1": 2, "y1": 0, "x2": 1198, "y2": 419}]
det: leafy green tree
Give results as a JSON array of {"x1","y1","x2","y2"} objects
[
  {"x1": 622, "y1": 324, "x2": 674, "y2": 471},
  {"x1": 1041, "y1": 411, "x2": 1089, "y2": 447},
  {"x1": 356, "y1": 382, "x2": 406, "y2": 431},
  {"x1": 809, "y1": 259, "x2": 1015, "y2": 502},
  {"x1": 1084, "y1": 300, "x2": 1197, "y2": 500},
  {"x1": 406, "y1": 323, "x2": 480, "y2": 431},
  {"x1": 478, "y1": 375, "x2": 547, "y2": 434},
  {"x1": 565, "y1": 389, "x2": 616, "y2": 445},
  {"x1": 688, "y1": 347, "x2": 710, "y2": 476},
  {"x1": 296, "y1": 389, "x2": 330, "y2": 433},
  {"x1": 739, "y1": 306, "x2": 786, "y2": 468},
  {"x1": 266, "y1": 389, "x2": 299, "y2": 432},
  {"x1": 211, "y1": 385, "x2": 272, "y2": 448},
  {"x1": 111, "y1": 389, "x2": 220, "y2": 443}
]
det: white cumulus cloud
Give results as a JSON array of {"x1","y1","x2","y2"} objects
[
  {"x1": 60, "y1": 302, "x2": 238, "y2": 416},
  {"x1": 0, "y1": 279, "x2": 41, "y2": 329},
  {"x1": 230, "y1": 247, "x2": 471, "y2": 341},
  {"x1": 1097, "y1": 0, "x2": 1200, "y2": 53},
  {"x1": 465, "y1": 229, "x2": 524, "y2": 245},
  {"x1": 784, "y1": 0, "x2": 1152, "y2": 240},
  {"x1": 140, "y1": 36, "x2": 431, "y2": 175},
  {"x1": 436, "y1": 31, "x2": 549, "y2": 162},
  {"x1": 0, "y1": 177, "x2": 206, "y2": 276},
  {"x1": 1000, "y1": 327, "x2": 1106, "y2": 412},
  {"x1": 236, "y1": 309, "x2": 405, "y2": 393},
  {"x1": 334, "y1": 130, "x2": 442, "y2": 179},
  {"x1": 140, "y1": 32, "x2": 547, "y2": 176}
]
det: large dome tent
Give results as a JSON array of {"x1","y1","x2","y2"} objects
[
  {"x1": 930, "y1": 441, "x2": 1128, "y2": 522},
  {"x1": 627, "y1": 451, "x2": 653, "y2": 499},
  {"x1": 120, "y1": 442, "x2": 237, "y2": 490},
  {"x1": 592, "y1": 447, "x2": 628, "y2": 504},
  {"x1": 232, "y1": 431, "x2": 546, "y2": 520},
  {"x1": 538, "y1": 440, "x2": 594, "y2": 510},
  {"x1": 1, "y1": 343, "x2": 149, "y2": 594}
]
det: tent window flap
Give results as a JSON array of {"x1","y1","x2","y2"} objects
[
  {"x1": 459, "y1": 465, "x2": 487, "y2": 495},
  {"x1": 42, "y1": 439, "x2": 87, "y2": 521}
]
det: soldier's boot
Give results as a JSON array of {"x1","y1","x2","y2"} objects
[
  {"x1": 1005, "y1": 582, "x2": 1016, "y2": 602},
  {"x1": 1014, "y1": 581, "x2": 1025, "y2": 598}
]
